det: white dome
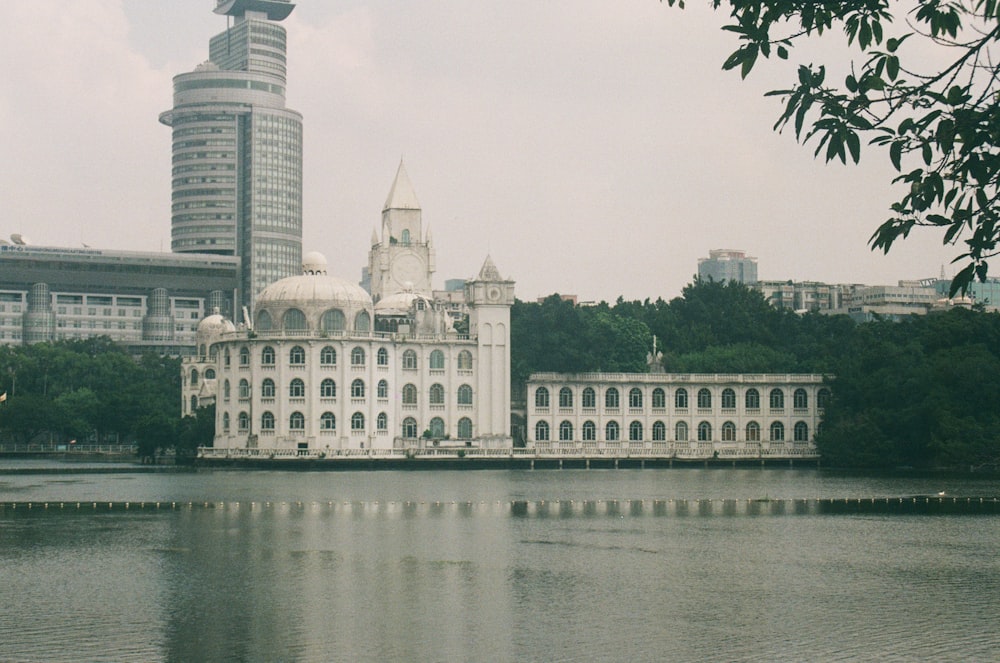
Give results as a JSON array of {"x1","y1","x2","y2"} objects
[
  {"x1": 375, "y1": 290, "x2": 431, "y2": 316},
  {"x1": 257, "y1": 273, "x2": 373, "y2": 311},
  {"x1": 197, "y1": 312, "x2": 236, "y2": 337}
]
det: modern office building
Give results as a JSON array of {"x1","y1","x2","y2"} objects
[
  {"x1": 697, "y1": 249, "x2": 758, "y2": 284},
  {"x1": 160, "y1": 0, "x2": 303, "y2": 317}
]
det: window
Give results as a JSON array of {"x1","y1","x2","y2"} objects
[
  {"x1": 204, "y1": 369, "x2": 216, "y2": 380},
  {"x1": 629, "y1": 421, "x2": 643, "y2": 441},
  {"x1": 794, "y1": 421, "x2": 809, "y2": 441},
  {"x1": 223, "y1": 412, "x2": 230, "y2": 432},
  {"x1": 239, "y1": 379, "x2": 250, "y2": 399},
  {"x1": 605, "y1": 420, "x2": 620, "y2": 441},
  {"x1": 722, "y1": 421, "x2": 737, "y2": 441},
  {"x1": 457, "y1": 350, "x2": 472, "y2": 370},
  {"x1": 582, "y1": 387, "x2": 596, "y2": 409},
  {"x1": 289, "y1": 411, "x2": 305, "y2": 430},
  {"x1": 261, "y1": 346, "x2": 275, "y2": 365},
  {"x1": 256, "y1": 310, "x2": 272, "y2": 331},
  {"x1": 793, "y1": 388, "x2": 808, "y2": 409},
  {"x1": 351, "y1": 379, "x2": 365, "y2": 398},
  {"x1": 430, "y1": 417, "x2": 445, "y2": 438},
  {"x1": 697, "y1": 388, "x2": 712, "y2": 409},
  {"x1": 190, "y1": 395, "x2": 198, "y2": 412},
  {"x1": 403, "y1": 417, "x2": 418, "y2": 438},
  {"x1": 351, "y1": 412, "x2": 365, "y2": 431},
  {"x1": 402, "y1": 384, "x2": 417, "y2": 405},
  {"x1": 287, "y1": 345, "x2": 305, "y2": 365},
  {"x1": 430, "y1": 350, "x2": 445, "y2": 370},
  {"x1": 351, "y1": 347, "x2": 365, "y2": 366},
  {"x1": 321, "y1": 412, "x2": 336, "y2": 430},
  {"x1": 457, "y1": 384, "x2": 473, "y2": 406},
  {"x1": 225, "y1": 349, "x2": 231, "y2": 368},
  {"x1": 321, "y1": 308, "x2": 345, "y2": 331},
  {"x1": 223, "y1": 380, "x2": 230, "y2": 401},
  {"x1": 582, "y1": 420, "x2": 596, "y2": 441},
  {"x1": 457, "y1": 417, "x2": 473, "y2": 439},
  {"x1": 261, "y1": 411, "x2": 275, "y2": 430},
  {"x1": 721, "y1": 388, "x2": 736, "y2": 409},
  {"x1": 652, "y1": 388, "x2": 666, "y2": 409},
  {"x1": 675, "y1": 388, "x2": 688, "y2": 409},
  {"x1": 283, "y1": 308, "x2": 306, "y2": 331},
  {"x1": 818, "y1": 388, "x2": 832, "y2": 409},
  {"x1": 535, "y1": 421, "x2": 550, "y2": 441},
  {"x1": 652, "y1": 421, "x2": 666, "y2": 441},
  {"x1": 745, "y1": 388, "x2": 760, "y2": 410},
  {"x1": 429, "y1": 383, "x2": 445, "y2": 405},
  {"x1": 190, "y1": 369, "x2": 199, "y2": 386},
  {"x1": 770, "y1": 389, "x2": 785, "y2": 410},
  {"x1": 289, "y1": 378, "x2": 305, "y2": 398},
  {"x1": 559, "y1": 421, "x2": 574, "y2": 441},
  {"x1": 377, "y1": 347, "x2": 388, "y2": 366},
  {"x1": 697, "y1": 421, "x2": 712, "y2": 441},
  {"x1": 261, "y1": 378, "x2": 275, "y2": 398},
  {"x1": 377, "y1": 412, "x2": 388, "y2": 430},
  {"x1": 354, "y1": 311, "x2": 371, "y2": 333},
  {"x1": 558, "y1": 387, "x2": 573, "y2": 408},
  {"x1": 605, "y1": 388, "x2": 620, "y2": 409},
  {"x1": 629, "y1": 388, "x2": 643, "y2": 409},
  {"x1": 321, "y1": 378, "x2": 336, "y2": 398},
  {"x1": 746, "y1": 421, "x2": 761, "y2": 442},
  {"x1": 238, "y1": 411, "x2": 249, "y2": 431},
  {"x1": 403, "y1": 350, "x2": 418, "y2": 370},
  {"x1": 770, "y1": 421, "x2": 785, "y2": 441},
  {"x1": 675, "y1": 421, "x2": 689, "y2": 441},
  {"x1": 320, "y1": 346, "x2": 337, "y2": 365},
  {"x1": 377, "y1": 379, "x2": 389, "y2": 399},
  {"x1": 535, "y1": 387, "x2": 550, "y2": 408}
]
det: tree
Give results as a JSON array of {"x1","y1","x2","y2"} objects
[{"x1": 665, "y1": 0, "x2": 1000, "y2": 295}]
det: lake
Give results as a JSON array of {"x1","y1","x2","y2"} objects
[{"x1": 1, "y1": 465, "x2": 998, "y2": 662}]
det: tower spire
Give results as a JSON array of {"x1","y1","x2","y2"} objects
[{"x1": 383, "y1": 160, "x2": 421, "y2": 212}]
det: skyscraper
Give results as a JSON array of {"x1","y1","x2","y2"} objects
[
  {"x1": 160, "y1": 0, "x2": 302, "y2": 318},
  {"x1": 697, "y1": 249, "x2": 758, "y2": 285}
]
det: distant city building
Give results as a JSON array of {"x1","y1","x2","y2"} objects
[
  {"x1": 159, "y1": 0, "x2": 303, "y2": 316},
  {"x1": 697, "y1": 249, "x2": 758, "y2": 284},
  {"x1": 919, "y1": 275, "x2": 1000, "y2": 312},
  {"x1": 754, "y1": 280, "x2": 852, "y2": 312}
]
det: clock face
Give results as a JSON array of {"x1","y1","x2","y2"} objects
[
  {"x1": 392, "y1": 253, "x2": 424, "y2": 286},
  {"x1": 488, "y1": 286, "x2": 502, "y2": 302}
]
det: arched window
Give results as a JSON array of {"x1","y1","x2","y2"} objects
[
  {"x1": 204, "y1": 368, "x2": 216, "y2": 380},
  {"x1": 377, "y1": 347, "x2": 388, "y2": 366},
  {"x1": 238, "y1": 411, "x2": 249, "y2": 431},
  {"x1": 429, "y1": 383, "x2": 445, "y2": 405},
  {"x1": 697, "y1": 421, "x2": 712, "y2": 441},
  {"x1": 222, "y1": 412, "x2": 230, "y2": 432},
  {"x1": 239, "y1": 346, "x2": 250, "y2": 366},
  {"x1": 458, "y1": 417, "x2": 473, "y2": 439},
  {"x1": 351, "y1": 379, "x2": 365, "y2": 398},
  {"x1": 403, "y1": 350, "x2": 418, "y2": 370},
  {"x1": 721, "y1": 388, "x2": 736, "y2": 409},
  {"x1": 770, "y1": 389, "x2": 785, "y2": 410},
  {"x1": 377, "y1": 412, "x2": 388, "y2": 430},
  {"x1": 401, "y1": 229, "x2": 411, "y2": 243},
  {"x1": 223, "y1": 379, "x2": 231, "y2": 401},
  {"x1": 457, "y1": 350, "x2": 473, "y2": 370},
  {"x1": 224, "y1": 349, "x2": 231, "y2": 368},
  {"x1": 289, "y1": 345, "x2": 305, "y2": 365},
  {"x1": 629, "y1": 388, "x2": 643, "y2": 409},
  {"x1": 582, "y1": 387, "x2": 596, "y2": 409},
  {"x1": 430, "y1": 350, "x2": 445, "y2": 370},
  {"x1": 351, "y1": 412, "x2": 365, "y2": 431},
  {"x1": 605, "y1": 388, "x2": 620, "y2": 409},
  {"x1": 283, "y1": 308, "x2": 307, "y2": 331},
  {"x1": 457, "y1": 384, "x2": 473, "y2": 406},
  {"x1": 402, "y1": 417, "x2": 418, "y2": 438},
  {"x1": 746, "y1": 388, "x2": 760, "y2": 410},
  {"x1": 535, "y1": 420, "x2": 550, "y2": 441},
  {"x1": 793, "y1": 388, "x2": 808, "y2": 409},
  {"x1": 402, "y1": 384, "x2": 417, "y2": 405},
  {"x1": 582, "y1": 420, "x2": 596, "y2": 441},
  {"x1": 605, "y1": 420, "x2": 620, "y2": 441},
  {"x1": 351, "y1": 347, "x2": 365, "y2": 366},
  {"x1": 721, "y1": 421, "x2": 737, "y2": 441},
  {"x1": 255, "y1": 310, "x2": 272, "y2": 331},
  {"x1": 354, "y1": 311, "x2": 370, "y2": 333},
  {"x1": 559, "y1": 420, "x2": 574, "y2": 441},
  {"x1": 535, "y1": 387, "x2": 550, "y2": 408},
  {"x1": 430, "y1": 417, "x2": 446, "y2": 438},
  {"x1": 261, "y1": 411, "x2": 275, "y2": 430},
  {"x1": 321, "y1": 412, "x2": 336, "y2": 430},
  {"x1": 675, "y1": 388, "x2": 688, "y2": 409},
  {"x1": 377, "y1": 379, "x2": 389, "y2": 399},
  {"x1": 190, "y1": 369, "x2": 199, "y2": 386},
  {"x1": 320, "y1": 378, "x2": 336, "y2": 398},
  {"x1": 675, "y1": 421, "x2": 688, "y2": 441},
  {"x1": 652, "y1": 421, "x2": 666, "y2": 441},
  {"x1": 794, "y1": 421, "x2": 809, "y2": 441},
  {"x1": 289, "y1": 378, "x2": 305, "y2": 398},
  {"x1": 697, "y1": 388, "x2": 712, "y2": 409},
  {"x1": 746, "y1": 421, "x2": 761, "y2": 442},
  {"x1": 261, "y1": 346, "x2": 275, "y2": 365},
  {"x1": 289, "y1": 411, "x2": 305, "y2": 430},
  {"x1": 558, "y1": 387, "x2": 573, "y2": 408},
  {"x1": 239, "y1": 379, "x2": 250, "y2": 399},
  {"x1": 320, "y1": 346, "x2": 337, "y2": 365},
  {"x1": 629, "y1": 421, "x2": 643, "y2": 441},
  {"x1": 190, "y1": 395, "x2": 198, "y2": 412},
  {"x1": 770, "y1": 421, "x2": 785, "y2": 441},
  {"x1": 321, "y1": 309, "x2": 346, "y2": 332},
  {"x1": 818, "y1": 388, "x2": 832, "y2": 409},
  {"x1": 652, "y1": 388, "x2": 666, "y2": 409},
  {"x1": 261, "y1": 378, "x2": 275, "y2": 398}
]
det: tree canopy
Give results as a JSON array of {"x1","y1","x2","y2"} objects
[{"x1": 666, "y1": 0, "x2": 1000, "y2": 294}]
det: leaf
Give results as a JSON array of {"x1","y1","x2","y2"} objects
[
  {"x1": 886, "y1": 55, "x2": 899, "y2": 81},
  {"x1": 846, "y1": 130, "x2": 861, "y2": 164},
  {"x1": 890, "y1": 140, "x2": 903, "y2": 171}
]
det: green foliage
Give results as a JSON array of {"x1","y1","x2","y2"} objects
[{"x1": 665, "y1": 0, "x2": 1000, "y2": 295}]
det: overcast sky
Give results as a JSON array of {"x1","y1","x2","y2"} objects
[{"x1": 1, "y1": 1, "x2": 962, "y2": 302}]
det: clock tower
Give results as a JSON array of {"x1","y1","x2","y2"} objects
[{"x1": 466, "y1": 255, "x2": 515, "y2": 442}]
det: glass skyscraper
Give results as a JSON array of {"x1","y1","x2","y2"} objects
[{"x1": 160, "y1": 0, "x2": 302, "y2": 318}]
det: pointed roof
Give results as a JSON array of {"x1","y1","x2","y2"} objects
[
  {"x1": 477, "y1": 255, "x2": 503, "y2": 281},
  {"x1": 383, "y1": 160, "x2": 421, "y2": 212},
  {"x1": 371, "y1": 227, "x2": 379, "y2": 246}
]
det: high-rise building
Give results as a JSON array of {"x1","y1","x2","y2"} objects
[
  {"x1": 697, "y1": 249, "x2": 758, "y2": 284},
  {"x1": 160, "y1": 0, "x2": 302, "y2": 318}
]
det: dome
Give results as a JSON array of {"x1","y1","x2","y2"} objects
[
  {"x1": 197, "y1": 310, "x2": 236, "y2": 337},
  {"x1": 375, "y1": 290, "x2": 431, "y2": 316}
]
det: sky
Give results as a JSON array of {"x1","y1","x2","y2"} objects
[{"x1": 0, "y1": 1, "x2": 964, "y2": 303}]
